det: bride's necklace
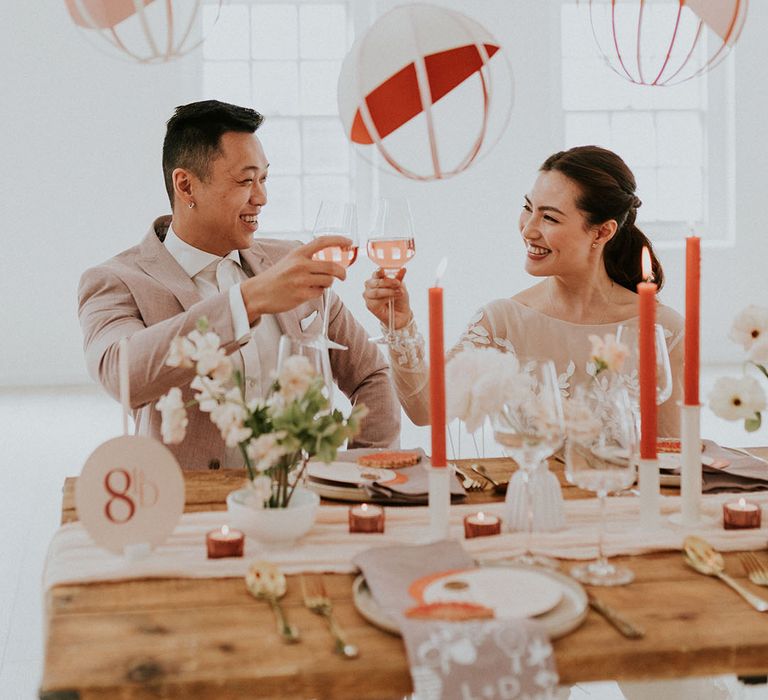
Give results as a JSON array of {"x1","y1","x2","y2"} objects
[{"x1": 547, "y1": 279, "x2": 615, "y2": 325}]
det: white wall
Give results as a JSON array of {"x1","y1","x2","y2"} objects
[{"x1": 1, "y1": 1, "x2": 766, "y2": 387}]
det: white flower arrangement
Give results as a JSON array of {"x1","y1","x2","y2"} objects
[
  {"x1": 708, "y1": 305, "x2": 768, "y2": 432},
  {"x1": 446, "y1": 346, "x2": 531, "y2": 433},
  {"x1": 157, "y1": 318, "x2": 367, "y2": 507},
  {"x1": 588, "y1": 333, "x2": 628, "y2": 376}
]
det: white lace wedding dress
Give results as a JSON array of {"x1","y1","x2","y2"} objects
[{"x1": 387, "y1": 297, "x2": 685, "y2": 437}]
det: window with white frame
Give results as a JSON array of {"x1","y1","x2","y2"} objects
[
  {"x1": 202, "y1": 1, "x2": 355, "y2": 237},
  {"x1": 560, "y1": 3, "x2": 733, "y2": 246}
]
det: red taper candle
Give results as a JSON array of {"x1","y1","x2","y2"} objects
[
  {"x1": 684, "y1": 236, "x2": 700, "y2": 405},
  {"x1": 428, "y1": 260, "x2": 447, "y2": 467},
  {"x1": 638, "y1": 247, "x2": 657, "y2": 460}
]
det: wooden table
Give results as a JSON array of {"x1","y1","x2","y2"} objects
[{"x1": 41, "y1": 453, "x2": 768, "y2": 699}]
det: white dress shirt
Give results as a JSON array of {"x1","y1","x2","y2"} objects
[{"x1": 165, "y1": 224, "x2": 282, "y2": 467}]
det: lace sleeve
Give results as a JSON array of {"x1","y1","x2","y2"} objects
[{"x1": 447, "y1": 307, "x2": 517, "y2": 361}]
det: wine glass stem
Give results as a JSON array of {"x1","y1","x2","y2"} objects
[
  {"x1": 596, "y1": 490, "x2": 608, "y2": 569},
  {"x1": 386, "y1": 298, "x2": 394, "y2": 338},
  {"x1": 523, "y1": 469, "x2": 534, "y2": 558},
  {"x1": 322, "y1": 287, "x2": 332, "y2": 338}
]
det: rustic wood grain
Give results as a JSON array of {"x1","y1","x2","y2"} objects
[{"x1": 44, "y1": 451, "x2": 768, "y2": 698}]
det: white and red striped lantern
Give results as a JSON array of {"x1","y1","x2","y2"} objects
[
  {"x1": 582, "y1": 0, "x2": 748, "y2": 86},
  {"x1": 337, "y1": 4, "x2": 513, "y2": 181},
  {"x1": 65, "y1": 0, "x2": 221, "y2": 64}
]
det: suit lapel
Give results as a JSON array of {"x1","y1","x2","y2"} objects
[
  {"x1": 136, "y1": 218, "x2": 202, "y2": 311},
  {"x1": 240, "y1": 243, "x2": 314, "y2": 337}
]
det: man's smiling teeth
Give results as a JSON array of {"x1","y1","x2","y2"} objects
[
  {"x1": 527, "y1": 244, "x2": 550, "y2": 255},
  {"x1": 241, "y1": 215, "x2": 258, "y2": 223}
]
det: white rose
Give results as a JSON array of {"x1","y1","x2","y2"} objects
[
  {"x1": 246, "y1": 433, "x2": 288, "y2": 471},
  {"x1": 211, "y1": 389, "x2": 252, "y2": 447},
  {"x1": 729, "y1": 305, "x2": 768, "y2": 351},
  {"x1": 156, "y1": 387, "x2": 188, "y2": 444},
  {"x1": 708, "y1": 375, "x2": 766, "y2": 421},
  {"x1": 277, "y1": 355, "x2": 316, "y2": 402},
  {"x1": 166, "y1": 336, "x2": 195, "y2": 368},
  {"x1": 191, "y1": 375, "x2": 224, "y2": 413}
]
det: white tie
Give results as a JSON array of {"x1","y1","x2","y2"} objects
[{"x1": 216, "y1": 257, "x2": 241, "y2": 293}]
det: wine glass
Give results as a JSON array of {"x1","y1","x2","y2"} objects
[
  {"x1": 564, "y1": 381, "x2": 637, "y2": 586},
  {"x1": 492, "y1": 359, "x2": 565, "y2": 568},
  {"x1": 615, "y1": 323, "x2": 672, "y2": 442},
  {"x1": 276, "y1": 333, "x2": 334, "y2": 405},
  {"x1": 366, "y1": 198, "x2": 416, "y2": 344},
  {"x1": 311, "y1": 201, "x2": 359, "y2": 351}
]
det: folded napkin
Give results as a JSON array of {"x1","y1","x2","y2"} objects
[
  {"x1": 353, "y1": 541, "x2": 558, "y2": 700},
  {"x1": 666, "y1": 441, "x2": 768, "y2": 493},
  {"x1": 335, "y1": 449, "x2": 466, "y2": 504}
]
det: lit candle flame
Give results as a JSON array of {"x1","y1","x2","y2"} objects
[
  {"x1": 434, "y1": 257, "x2": 448, "y2": 287},
  {"x1": 641, "y1": 246, "x2": 653, "y2": 283},
  {"x1": 221, "y1": 525, "x2": 230, "y2": 536},
  {"x1": 738, "y1": 497, "x2": 746, "y2": 509},
  {"x1": 477, "y1": 512, "x2": 485, "y2": 522},
  {"x1": 361, "y1": 503, "x2": 368, "y2": 513}
]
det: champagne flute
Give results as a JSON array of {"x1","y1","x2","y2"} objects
[
  {"x1": 311, "y1": 201, "x2": 359, "y2": 351},
  {"x1": 366, "y1": 198, "x2": 416, "y2": 344},
  {"x1": 615, "y1": 323, "x2": 672, "y2": 442},
  {"x1": 492, "y1": 359, "x2": 565, "y2": 568},
  {"x1": 564, "y1": 381, "x2": 637, "y2": 585},
  {"x1": 276, "y1": 333, "x2": 334, "y2": 406}
]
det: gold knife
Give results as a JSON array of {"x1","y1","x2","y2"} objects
[{"x1": 588, "y1": 592, "x2": 645, "y2": 639}]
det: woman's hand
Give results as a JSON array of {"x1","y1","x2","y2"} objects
[{"x1": 363, "y1": 268, "x2": 412, "y2": 330}]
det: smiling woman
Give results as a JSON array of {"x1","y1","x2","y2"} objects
[{"x1": 362, "y1": 145, "x2": 684, "y2": 437}]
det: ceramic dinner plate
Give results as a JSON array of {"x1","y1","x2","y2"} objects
[
  {"x1": 353, "y1": 562, "x2": 588, "y2": 639},
  {"x1": 306, "y1": 461, "x2": 396, "y2": 486},
  {"x1": 658, "y1": 452, "x2": 717, "y2": 488}
]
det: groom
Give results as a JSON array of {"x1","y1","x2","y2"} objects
[{"x1": 78, "y1": 100, "x2": 399, "y2": 470}]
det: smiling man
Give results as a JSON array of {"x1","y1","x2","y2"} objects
[{"x1": 78, "y1": 100, "x2": 399, "y2": 470}]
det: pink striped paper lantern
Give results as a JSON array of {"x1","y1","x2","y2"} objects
[
  {"x1": 337, "y1": 4, "x2": 513, "y2": 181},
  {"x1": 582, "y1": 0, "x2": 748, "y2": 86}
]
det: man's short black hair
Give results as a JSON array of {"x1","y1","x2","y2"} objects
[{"x1": 162, "y1": 100, "x2": 264, "y2": 207}]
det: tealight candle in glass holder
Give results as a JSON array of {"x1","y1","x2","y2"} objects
[
  {"x1": 722, "y1": 498, "x2": 761, "y2": 530},
  {"x1": 463, "y1": 511, "x2": 502, "y2": 539},
  {"x1": 348, "y1": 503, "x2": 385, "y2": 533},
  {"x1": 206, "y1": 525, "x2": 245, "y2": 558}
]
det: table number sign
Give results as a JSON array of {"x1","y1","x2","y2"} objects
[{"x1": 75, "y1": 436, "x2": 184, "y2": 555}]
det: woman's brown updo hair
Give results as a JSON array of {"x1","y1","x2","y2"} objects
[{"x1": 540, "y1": 145, "x2": 664, "y2": 291}]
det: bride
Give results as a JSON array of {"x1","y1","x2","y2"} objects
[{"x1": 363, "y1": 145, "x2": 683, "y2": 437}]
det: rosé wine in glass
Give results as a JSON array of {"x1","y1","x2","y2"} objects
[
  {"x1": 313, "y1": 245, "x2": 359, "y2": 268},
  {"x1": 366, "y1": 238, "x2": 415, "y2": 276}
]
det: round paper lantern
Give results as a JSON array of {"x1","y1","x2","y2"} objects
[
  {"x1": 582, "y1": 0, "x2": 748, "y2": 86},
  {"x1": 65, "y1": 0, "x2": 221, "y2": 64},
  {"x1": 337, "y1": 4, "x2": 513, "y2": 181}
]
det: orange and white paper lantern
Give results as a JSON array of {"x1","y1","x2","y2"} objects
[
  {"x1": 582, "y1": 0, "x2": 748, "y2": 86},
  {"x1": 65, "y1": 0, "x2": 221, "y2": 64},
  {"x1": 337, "y1": 4, "x2": 513, "y2": 181}
]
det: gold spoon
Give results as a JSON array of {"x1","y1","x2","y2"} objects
[
  {"x1": 682, "y1": 536, "x2": 768, "y2": 612},
  {"x1": 470, "y1": 464, "x2": 509, "y2": 495},
  {"x1": 246, "y1": 561, "x2": 301, "y2": 643}
]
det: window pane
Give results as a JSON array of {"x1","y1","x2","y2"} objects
[
  {"x1": 303, "y1": 119, "x2": 349, "y2": 174},
  {"x1": 259, "y1": 119, "x2": 301, "y2": 174},
  {"x1": 657, "y1": 167, "x2": 702, "y2": 222},
  {"x1": 202, "y1": 62, "x2": 251, "y2": 107},
  {"x1": 261, "y1": 175, "x2": 302, "y2": 233},
  {"x1": 303, "y1": 176, "x2": 350, "y2": 231},
  {"x1": 203, "y1": 3, "x2": 249, "y2": 60},
  {"x1": 251, "y1": 4, "x2": 298, "y2": 60},
  {"x1": 656, "y1": 112, "x2": 702, "y2": 168},
  {"x1": 610, "y1": 112, "x2": 656, "y2": 168},
  {"x1": 253, "y1": 61, "x2": 299, "y2": 116},
  {"x1": 300, "y1": 61, "x2": 342, "y2": 115},
  {"x1": 299, "y1": 4, "x2": 348, "y2": 59}
]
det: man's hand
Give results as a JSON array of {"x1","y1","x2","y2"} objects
[{"x1": 240, "y1": 236, "x2": 350, "y2": 322}]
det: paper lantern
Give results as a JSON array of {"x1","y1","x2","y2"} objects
[
  {"x1": 582, "y1": 0, "x2": 748, "y2": 86},
  {"x1": 337, "y1": 4, "x2": 513, "y2": 181},
  {"x1": 65, "y1": 0, "x2": 221, "y2": 64}
]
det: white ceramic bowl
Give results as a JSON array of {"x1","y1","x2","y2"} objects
[{"x1": 226, "y1": 486, "x2": 320, "y2": 545}]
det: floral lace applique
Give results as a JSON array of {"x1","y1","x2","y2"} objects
[
  {"x1": 459, "y1": 309, "x2": 517, "y2": 354},
  {"x1": 386, "y1": 318, "x2": 425, "y2": 369},
  {"x1": 557, "y1": 361, "x2": 576, "y2": 398}
]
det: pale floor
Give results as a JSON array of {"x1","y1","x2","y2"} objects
[{"x1": 0, "y1": 372, "x2": 766, "y2": 699}]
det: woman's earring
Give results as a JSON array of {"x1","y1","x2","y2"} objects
[
  {"x1": 591, "y1": 242, "x2": 598, "y2": 249},
  {"x1": 188, "y1": 201, "x2": 195, "y2": 209}
]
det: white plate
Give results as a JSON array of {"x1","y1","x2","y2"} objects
[
  {"x1": 306, "y1": 461, "x2": 396, "y2": 485},
  {"x1": 658, "y1": 453, "x2": 716, "y2": 488},
  {"x1": 353, "y1": 562, "x2": 587, "y2": 639},
  {"x1": 305, "y1": 479, "x2": 369, "y2": 502},
  {"x1": 417, "y1": 567, "x2": 562, "y2": 619}
]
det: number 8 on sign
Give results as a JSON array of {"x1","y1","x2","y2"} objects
[{"x1": 76, "y1": 436, "x2": 184, "y2": 555}]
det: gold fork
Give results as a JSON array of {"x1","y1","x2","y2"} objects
[
  {"x1": 452, "y1": 464, "x2": 486, "y2": 492},
  {"x1": 740, "y1": 552, "x2": 768, "y2": 586},
  {"x1": 301, "y1": 575, "x2": 359, "y2": 659}
]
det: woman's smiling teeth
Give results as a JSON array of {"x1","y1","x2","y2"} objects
[{"x1": 527, "y1": 243, "x2": 551, "y2": 257}]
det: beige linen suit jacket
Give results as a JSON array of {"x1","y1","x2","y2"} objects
[{"x1": 78, "y1": 216, "x2": 400, "y2": 470}]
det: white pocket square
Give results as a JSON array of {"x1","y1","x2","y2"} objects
[{"x1": 300, "y1": 310, "x2": 318, "y2": 331}]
